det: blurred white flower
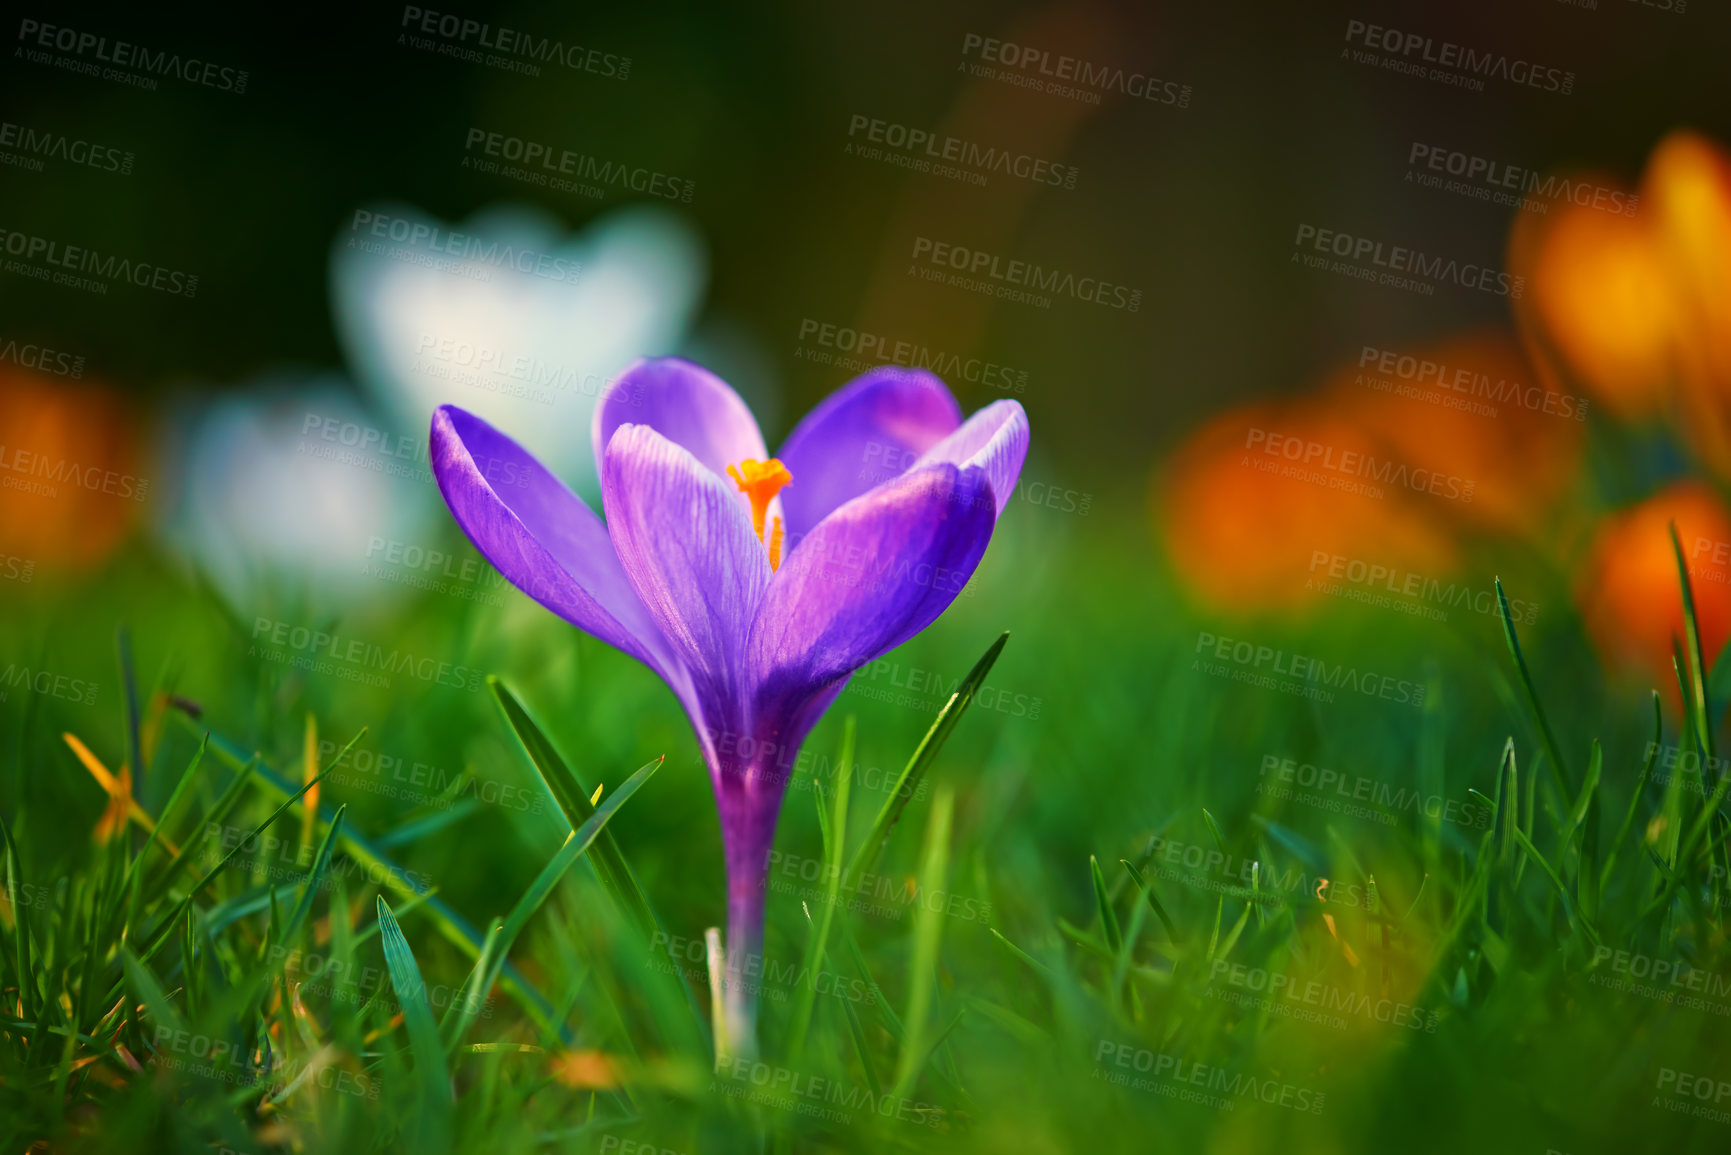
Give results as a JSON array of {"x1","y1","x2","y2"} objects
[
  {"x1": 155, "y1": 378, "x2": 438, "y2": 613},
  {"x1": 330, "y1": 201, "x2": 706, "y2": 489}
]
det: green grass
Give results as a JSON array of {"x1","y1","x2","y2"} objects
[{"x1": 3, "y1": 507, "x2": 1731, "y2": 1153}]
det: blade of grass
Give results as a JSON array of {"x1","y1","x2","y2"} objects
[
  {"x1": 1121, "y1": 859, "x2": 1182, "y2": 946},
  {"x1": 124, "y1": 733, "x2": 208, "y2": 924},
  {"x1": 1, "y1": 810, "x2": 35, "y2": 1022},
  {"x1": 786, "y1": 718, "x2": 854, "y2": 1067},
  {"x1": 300, "y1": 714, "x2": 320, "y2": 857},
  {"x1": 889, "y1": 786, "x2": 953, "y2": 1106},
  {"x1": 1672, "y1": 523, "x2": 1716, "y2": 761},
  {"x1": 988, "y1": 927, "x2": 1053, "y2": 978},
  {"x1": 136, "y1": 761, "x2": 334, "y2": 966},
  {"x1": 143, "y1": 751, "x2": 258, "y2": 907},
  {"x1": 183, "y1": 716, "x2": 562, "y2": 1038},
  {"x1": 1604, "y1": 698, "x2": 1660, "y2": 889},
  {"x1": 1495, "y1": 578, "x2": 1572, "y2": 800},
  {"x1": 440, "y1": 756, "x2": 663, "y2": 1054},
  {"x1": 372, "y1": 799, "x2": 482, "y2": 850},
  {"x1": 1578, "y1": 784, "x2": 1602, "y2": 922},
  {"x1": 1091, "y1": 855, "x2": 1122, "y2": 955},
  {"x1": 1560, "y1": 740, "x2": 1603, "y2": 854},
  {"x1": 844, "y1": 633, "x2": 1006, "y2": 887},
  {"x1": 1511, "y1": 827, "x2": 1600, "y2": 949},
  {"x1": 282, "y1": 805, "x2": 345, "y2": 945},
  {"x1": 376, "y1": 896, "x2": 454, "y2": 1155},
  {"x1": 489, "y1": 678, "x2": 656, "y2": 938}
]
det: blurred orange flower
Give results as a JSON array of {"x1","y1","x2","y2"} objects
[
  {"x1": 1509, "y1": 175, "x2": 1674, "y2": 419},
  {"x1": 1647, "y1": 132, "x2": 1731, "y2": 477},
  {"x1": 1159, "y1": 396, "x2": 1458, "y2": 613},
  {"x1": 1576, "y1": 481, "x2": 1731, "y2": 707},
  {"x1": 1323, "y1": 332, "x2": 1585, "y2": 537},
  {"x1": 1159, "y1": 333, "x2": 1580, "y2": 614},
  {"x1": 1511, "y1": 130, "x2": 1731, "y2": 473},
  {"x1": 0, "y1": 367, "x2": 147, "y2": 570}
]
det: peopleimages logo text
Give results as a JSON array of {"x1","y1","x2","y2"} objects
[
  {"x1": 249, "y1": 618, "x2": 484, "y2": 692},
  {"x1": 1193, "y1": 631, "x2": 1427, "y2": 708},
  {"x1": 0, "y1": 336, "x2": 84, "y2": 378},
  {"x1": 0, "y1": 228, "x2": 198, "y2": 297},
  {"x1": 1245, "y1": 428, "x2": 1475, "y2": 504},
  {"x1": 1293, "y1": 224, "x2": 1520, "y2": 298},
  {"x1": 846, "y1": 114, "x2": 1077, "y2": 188},
  {"x1": 0, "y1": 120, "x2": 134, "y2": 174},
  {"x1": 1407, "y1": 143, "x2": 1635, "y2": 216},
  {"x1": 795, "y1": 318, "x2": 1028, "y2": 394},
  {"x1": 462, "y1": 128, "x2": 694, "y2": 202},
  {"x1": 910, "y1": 236, "x2": 1141, "y2": 311},
  {"x1": 398, "y1": 6, "x2": 629, "y2": 78},
  {"x1": 16, "y1": 19, "x2": 249, "y2": 93},
  {"x1": 960, "y1": 34, "x2": 1191, "y2": 107},
  {"x1": 1343, "y1": 19, "x2": 1574, "y2": 94},
  {"x1": 1357, "y1": 345, "x2": 1585, "y2": 420},
  {"x1": 347, "y1": 211, "x2": 581, "y2": 284}
]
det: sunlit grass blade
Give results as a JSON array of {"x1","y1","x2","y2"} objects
[
  {"x1": 440, "y1": 756, "x2": 662, "y2": 1055},
  {"x1": 1671, "y1": 523, "x2": 1716, "y2": 760},
  {"x1": 890, "y1": 785, "x2": 953, "y2": 1107},
  {"x1": 376, "y1": 895, "x2": 454, "y2": 1154},
  {"x1": 300, "y1": 713, "x2": 320, "y2": 856},
  {"x1": 489, "y1": 677, "x2": 656, "y2": 939},
  {"x1": 845, "y1": 633, "x2": 1007, "y2": 886},
  {"x1": 124, "y1": 733, "x2": 207, "y2": 925}
]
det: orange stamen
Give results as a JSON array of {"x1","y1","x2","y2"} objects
[{"x1": 727, "y1": 458, "x2": 793, "y2": 569}]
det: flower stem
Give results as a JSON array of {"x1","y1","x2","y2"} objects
[{"x1": 720, "y1": 818, "x2": 771, "y2": 1062}]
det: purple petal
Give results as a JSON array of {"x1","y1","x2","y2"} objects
[
  {"x1": 774, "y1": 367, "x2": 962, "y2": 539},
  {"x1": 912, "y1": 400, "x2": 1029, "y2": 519},
  {"x1": 602, "y1": 423, "x2": 772, "y2": 762},
  {"x1": 747, "y1": 463, "x2": 997, "y2": 709},
  {"x1": 430, "y1": 405, "x2": 678, "y2": 679},
  {"x1": 592, "y1": 358, "x2": 768, "y2": 489}
]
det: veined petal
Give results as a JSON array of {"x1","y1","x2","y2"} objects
[
  {"x1": 912, "y1": 400, "x2": 1029, "y2": 519},
  {"x1": 775, "y1": 367, "x2": 962, "y2": 538},
  {"x1": 747, "y1": 463, "x2": 996, "y2": 708},
  {"x1": 593, "y1": 358, "x2": 768, "y2": 488},
  {"x1": 602, "y1": 423, "x2": 772, "y2": 756},
  {"x1": 430, "y1": 406, "x2": 678, "y2": 679}
]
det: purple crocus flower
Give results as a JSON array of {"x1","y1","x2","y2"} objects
[{"x1": 429, "y1": 358, "x2": 1027, "y2": 1054}]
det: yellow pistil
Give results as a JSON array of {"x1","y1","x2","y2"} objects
[{"x1": 727, "y1": 457, "x2": 793, "y2": 570}]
